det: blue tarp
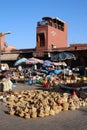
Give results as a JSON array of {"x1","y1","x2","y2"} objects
[{"x1": 40, "y1": 69, "x2": 62, "y2": 75}]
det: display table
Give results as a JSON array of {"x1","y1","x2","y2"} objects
[{"x1": 60, "y1": 82, "x2": 87, "y2": 91}]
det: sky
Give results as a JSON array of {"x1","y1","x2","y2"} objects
[{"x1": 0, "y1": 0, "x2": 87, "y2": 49}]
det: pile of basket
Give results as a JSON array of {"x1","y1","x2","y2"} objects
[{"x1": 3, "y1": 90, "x2": 87, "y2": 119}]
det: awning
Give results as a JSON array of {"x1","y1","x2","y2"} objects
[{"x1": 1, "y1": 54, "x2": 19, "y2": 61}]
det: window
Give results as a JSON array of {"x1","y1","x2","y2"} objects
[{"x1": 37, "y1": 33, "x2": 45, "y2": 47}]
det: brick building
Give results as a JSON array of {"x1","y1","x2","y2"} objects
[{"x1": 36, "y1": 17, "x2": 68, "y2": 51}]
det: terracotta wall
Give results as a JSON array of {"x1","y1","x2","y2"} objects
[
  {"x1": 0, "y1": 35, "x2": 5, "y2": 50},
  {"x1": 70, "y1": 44, "x2": 87, "y2": 50},
  {"x1": 47, "y1": 23, "x2": 68, "y2": 50},
  {"x1": 36, "y1": 26, "x2": 48, "y2": 51},
  {"x1": 0, "y1": 33, "x2": 16, "y2": 52},
  {"x1": 36, "y1": 23, "x2": 68, "y2": 51}
]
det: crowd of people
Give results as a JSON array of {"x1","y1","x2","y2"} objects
[{"x1": 0, "y1": 62, "x2": 87, "y2": 93}]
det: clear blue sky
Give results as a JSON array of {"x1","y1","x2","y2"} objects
[{"x1": 0, "y1": 0, "x2": 87, "y2": 49}]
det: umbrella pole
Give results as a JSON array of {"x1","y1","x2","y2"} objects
[
  {"x1": 63, "y1": 65, "x2": 65, "y2": 79},
  {"x1": 63, "y1": 65, "x2": 66, "y2": 82}
]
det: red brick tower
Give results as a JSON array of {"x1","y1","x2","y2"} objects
[{"x1": 36, "y1": 17, "x2": 68, "y2": 51}]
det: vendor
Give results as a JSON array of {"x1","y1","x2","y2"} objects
[
  {"x1": 48, "y1": 66, "x2": 63, "y2": 75},
  {"x1": 1, "y1": 64, "x2": 6, "y2": 71},
  {"x1": 1, "y1": 77, "x2": 13, "y2": 92},
  {"x1": 18, "y1": 65, "x2": 23, "y2": 72}
]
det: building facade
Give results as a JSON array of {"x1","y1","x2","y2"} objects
[{"x1": 0, "y1": 17, "x2": 87, "y2": 68}]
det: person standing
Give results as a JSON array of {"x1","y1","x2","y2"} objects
[
  {"x1": 1, "y1": 64, "x2": 6, "y2": 71},
  {"x1": 18, "y1": 65, "x2": 22, "y2": 72},
  {"x1": 34, "y1": 64, "x2": 37, "y2": 70}
]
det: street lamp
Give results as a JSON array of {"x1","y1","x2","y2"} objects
[{"x1": 0, "y1": 32, "x2": 11, "y2": 66}]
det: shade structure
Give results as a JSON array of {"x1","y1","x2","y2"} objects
[
  {"x1": 53, "y1": 62, "x2": 67, "y2": 66},
  {"x1": 14, "y1": 58, "x2": 27, "y2": 66},
  {"x1": 51, "y1": 52, "x2": 76, "y2": 61},
  {"x1": 1, "y1": 54, "x2": 19, "y2": 61},
  {"x1": 25, "y1": 57, "x2": 43, "y2": 64},
  {"x1": 43, "y1": 60, "x2": 53, "y2": 67},
  {"x1": 51, "y1": 52, "x2": 76, "y2": 80}
]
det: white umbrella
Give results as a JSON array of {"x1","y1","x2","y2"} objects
[
  {"x1": 53, "y1": 62, "x2": 67, "y2": 66},
  {"x1": 25, "y1": 57, "x2": 43, "y2": 64}
]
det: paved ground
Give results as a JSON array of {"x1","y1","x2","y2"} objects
[{"x1": 0, "y1": 83, "x2": 87, "y2": 130}]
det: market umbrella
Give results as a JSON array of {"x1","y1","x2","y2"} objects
[
  {"x1": 25, "y1": 57, "x2": 43, "y2": 64},
  {"x1": 14, "y1": 58, "x2": 27, "y2": 66},
  {"x1": 51, "y1": 52, "x2": 76, "y2": 61},
  {"x1": 53, "y1": 62, "x2": 67, "y2": 66},
  {"x1": 43, "y1": 60, "x2": 53, "y2": 67},
  {"x1": 51, "y1": 52, "x2": 76, "y2": 79}
]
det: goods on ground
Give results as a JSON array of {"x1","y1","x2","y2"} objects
[{"x1": 2, "y1": 89, "x2": 87, "y2": 119}]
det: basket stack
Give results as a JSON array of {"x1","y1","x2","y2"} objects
[{"x1": 3, "y1": 90, "x2": 87, "y2": 119}]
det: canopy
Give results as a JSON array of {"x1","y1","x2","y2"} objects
[
  {"x1": 1, "y1": 54, "x2": 19, "y2": 61},
  {"x1": 53, "y1": 62, "x2": 67, "y2": 66},
  {"x1": 25, "y1": 57, "x2": 43, "y2": 64},
  {"x1": 43, "y1": 60, "x2": 53, "y2": 67},
  {"x1": 51, "y1": 52, "x2": 76, "y2": 61},
  {"x1": 14, "y1": 58, "x2": 27, "y2": 66}
]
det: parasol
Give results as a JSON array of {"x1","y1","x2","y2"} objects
[
  {"x1": 53, "y1": 62, "x2": 67, "y2": 66},
  {"x1": 43, "y1": 60, "x2": 53, "y2": 67},
  {"x1": 51, "y1": 52, "x2": 76, "y2": 79},
  {"x1": 51, "y1": 52, "x2": 76, "y2": 61},
  {"x1": 25, "y1": 57, "x2": 43, "y2": 64},
  {"x1": 14, "y1": 58, "x2": 27, "y2": 66}
]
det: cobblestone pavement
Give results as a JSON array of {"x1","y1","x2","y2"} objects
[{"x1": 0, "y1": 83, "x2": 87, "y2": 130}]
